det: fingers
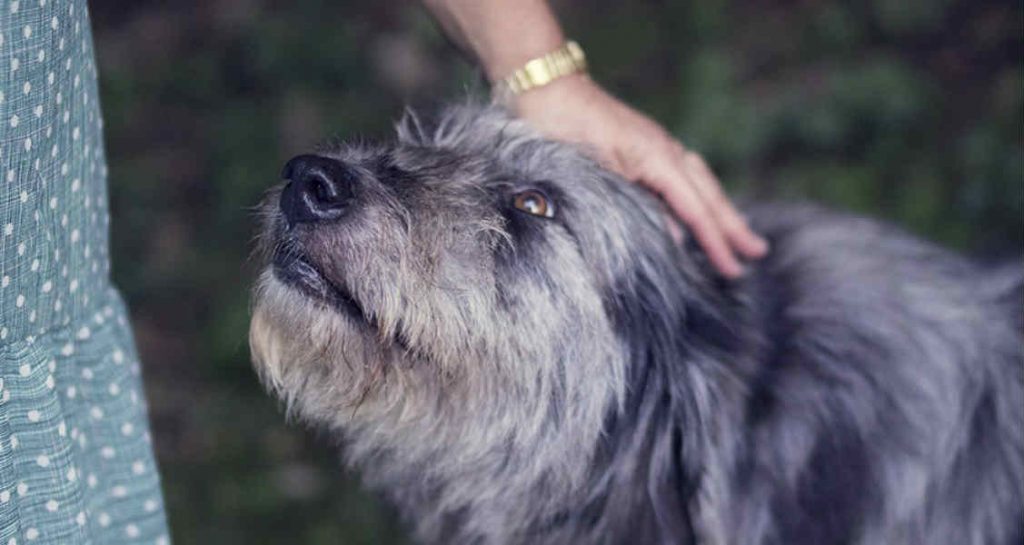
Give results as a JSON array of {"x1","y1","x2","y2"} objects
[
  {"x1": 673, "y1": 146, "x2": 769, "y2": 259},
  {"x1": 645, "y1": 155, "x2": 746, "y2": 278}
]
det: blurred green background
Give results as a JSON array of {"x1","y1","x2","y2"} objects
[{"x1": 88, "y1": 0, "x2": 1022, "y2": 543}]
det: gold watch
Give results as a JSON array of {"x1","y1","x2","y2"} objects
[{"x1": 496, "y1": 41, "x2": 587, "y2": 99}]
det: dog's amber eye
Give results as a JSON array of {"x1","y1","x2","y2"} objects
[{"x1": 512, "y1": 190, "x2": 555, "y2": 218}]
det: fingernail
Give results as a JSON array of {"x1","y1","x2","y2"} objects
[{"x1": 753, "y1": 237, "x2": 770, "y2": 256}]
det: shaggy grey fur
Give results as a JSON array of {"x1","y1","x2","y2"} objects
[{"x1": 249, "y1": 103, "x2": 1024, "y2": 545}]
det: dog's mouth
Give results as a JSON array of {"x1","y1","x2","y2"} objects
[{"x1": 272, "y1": 246, "x2": 368, "y2": 323}]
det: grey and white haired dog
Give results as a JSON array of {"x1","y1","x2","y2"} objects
[{"x1": 249, "y1": 103, "x2": 1024, "y2": 545}]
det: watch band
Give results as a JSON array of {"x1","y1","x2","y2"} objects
[{"x1": 497, "y1": 41, "x2": 587, "y2": 98}]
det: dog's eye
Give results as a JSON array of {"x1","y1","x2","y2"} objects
[{"x1": 512, "y1": 190, "x2": 555, "y2": 218}]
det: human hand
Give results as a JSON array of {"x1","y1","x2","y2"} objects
[{"x1": 511, "y1": 74, "x2": 768, "y2": 278}]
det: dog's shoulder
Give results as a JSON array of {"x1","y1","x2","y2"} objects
[{"x1": 720, "y1": 201, "x2": 1024, "y2": 545}]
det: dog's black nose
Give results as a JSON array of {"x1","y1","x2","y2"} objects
[{"x1": 279, "y1": 154, "x2": 355, "y2": 225}]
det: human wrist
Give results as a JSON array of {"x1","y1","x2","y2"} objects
[
  {"x1": 492, "y1": 41, "x2": 588, "y2": 107},
  {"x1": 479, "y1": 31, "x2": 566, "y2": 83},
  {"x1": 510, "y1": 72, "x2": 594, "y2": 112}
]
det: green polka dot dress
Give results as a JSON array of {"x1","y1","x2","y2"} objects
[{"x1": 1, "y1": 1, "x2": 170, "y2": 543}]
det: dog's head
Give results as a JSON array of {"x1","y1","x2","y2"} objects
[{"x1": 249, "y1": 104, "x2": 704, "y2": 527}]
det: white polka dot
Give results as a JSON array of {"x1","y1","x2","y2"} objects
[
  {"x1": 108, "y1": 383, "x2": 121, "y2": 396},
  {"x1": 15, "y1": 294, "x2": 24, "y2": 307},
  {"x1": 125, "y1": 524, "x2": 139, "y2": 538},
  {"x1": 121, "y1": 423, "x2": 134, "y2": 436},
  {"x1": 24, "y1": 528, "x2": 37, "y2": 541},
  {"x1": 19, "y1": 364, "x2": 31, "y2": 377},
  {"x1": 45, "y1": 499, "x2": 57, "y2": 512},
  {"x1": 113, "y1": 349, "x2": 124, "y2": 364},
  {"x1": 100, "y1": 446, "x2": 115, "y2": 459},
  {"x1": 89, "y1": 406, "x2": 103, "y2": 419},
  {"x1": 16, "y1": 482, "x2": 27, "y2": 496},
  {"x1": 41, "y1": 281, "x2": 52, "y2": 293},
  {"x1": 98, "y1": 512, "x2": 110, "y2": 527},
  {"x1": 35, "y1": 454, "x2": 50, "y2": 468},
  {"x1": 76, "y1": 326, "x2": 90, "y2": 339},
  {"x1": 22, "y1": 25, "x2": 31, "y2": 39},
  {"x1": 9, "y1": 115, "x2": 18, "y2": 127},
  {"x1": 76, "y1": 512, "x2": 86, "y2": 526},
  {"x1": 87, "y1": 474, "x2": 98, "y2": 488},
  {"x1": 144, "y1": 498, "x2": 158, "y2": 512},
  {"x1": 66, "y1": 467, "x2": 77, "y2": 482},
  {"x1": 111, "y1": 485, "x2": 127, "y2": 498},
  {"x1": 45, "y1": 374, "x2": 54, "y2": 389},
  {"x1": 0, "y1": 490, "x2": 9, "y2": 503},
  {"x1": 26, "y1": 410, "x2": 40, "y2": 422},
  {"x1": 132, "y1": 460, "x2": 145, "y2": 475},
  {"x1": 66, "y1": 385, "x2": 76, "y2": 398}
]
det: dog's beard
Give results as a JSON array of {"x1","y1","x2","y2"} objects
[
  {"x1": 250, "y1": 270, "x2": 397, "y2": 421},
  {"x1": 248, "y1": 245, "x2": 631, "y2": 482}
]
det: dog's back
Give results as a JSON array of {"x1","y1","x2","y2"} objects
[{"x1": 722, "y1": 203, "x2": 1024, "y2": 545}]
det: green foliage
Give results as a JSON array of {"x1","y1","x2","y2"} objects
[{"x1": 91, "y1": 0, "x2": 1022, "y2": 543}]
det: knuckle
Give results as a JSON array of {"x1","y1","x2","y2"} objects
[
  {"x1": 683, "y1": 150, "x2": 705, "y2": 168},
  {"x1": 709, "y1": 191, "x2": 732, "y2": 209}
]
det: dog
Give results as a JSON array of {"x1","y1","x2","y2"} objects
[{"x1": 249, "y1": 103, "x2": 1024, "y2": 545}]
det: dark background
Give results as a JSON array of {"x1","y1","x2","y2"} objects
[{"x1": 88, "y1": 1, "x2": 1022, "y2": 543}]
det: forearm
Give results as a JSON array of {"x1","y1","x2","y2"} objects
[{"x1": 422, "y1": 0, "x2": 566, "y2": 82}]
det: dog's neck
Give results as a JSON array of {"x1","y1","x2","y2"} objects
[
  {"x1": 526, "y1": 255, "x2": 759, "y2": 544},
  {"x1": 365, "y1": 249, "x2": 759, "y2": 545}
]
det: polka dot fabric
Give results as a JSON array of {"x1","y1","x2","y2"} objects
[{"x1": 1, "y1": 1, "x2": 170, "y2": 543}]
